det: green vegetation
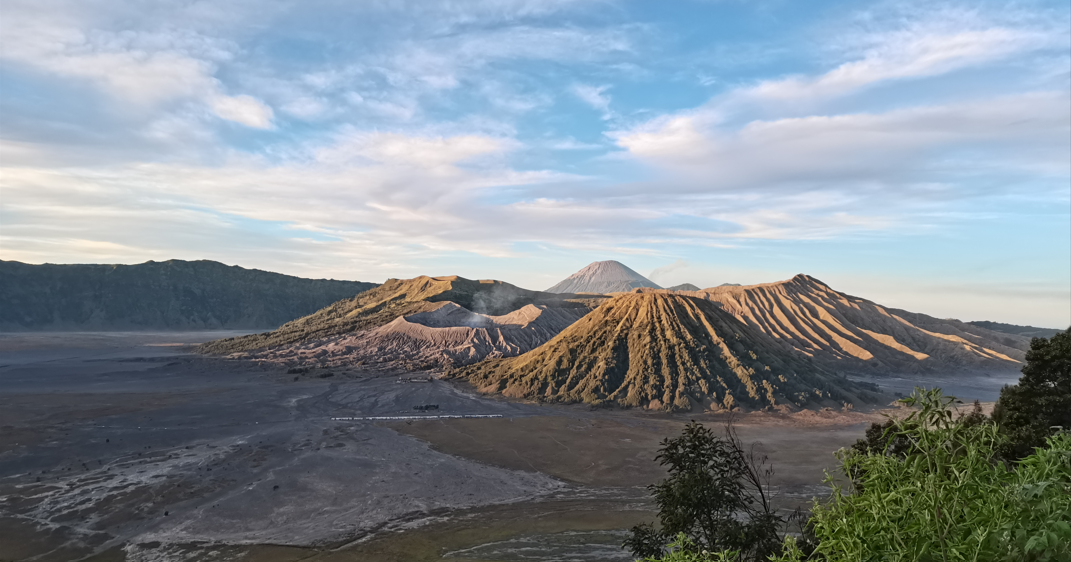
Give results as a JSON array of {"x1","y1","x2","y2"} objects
[
  {"x1": 0, "y1": 259, "x2": 376, "y2": 331},
  {"x1": 782, "y1": 389, "x2": 1071, "y2": 562},
  {"x1": 624, "y1": 421, "x2": 781, "y2": 561},
  {"x1": 992, "y1": 327, "x2": 1071, "y2": 460},
  {"x1": 200, "y1": 275, "x2": 598, "y2": 354},
  {"x1": 640, "y1": 389, "x2": 1071, "y2": 562},
  {"x1": 636, "y1": 328, "x2": 1071, "y2": 562},
  {"x1": 460, "y1": 293, "x2": 880, "y2": 411}
]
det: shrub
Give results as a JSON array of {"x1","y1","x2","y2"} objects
[
  {"x1": 624, "y1": 421, "x2": 781, "y2": 561},
  {"x1": 993, "y1": 328, "x2": 1071, "y2": 461},
  {"x1": 773, "y1": 388, "x2": 1071, "y2": 562}
]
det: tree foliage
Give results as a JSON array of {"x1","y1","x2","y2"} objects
[
  {"x1": 992, "y1": 327, "x2": 1071, "y2": 460},
  {"x1": 624, "y1": 421, "x2": 782, "y2": 561},
  {"x1": 775, "y1": 388, "x2": 1071, "y2": 562},
  {"x1": 639, "y1": 386, "x2": 1071, "y2": 562}
]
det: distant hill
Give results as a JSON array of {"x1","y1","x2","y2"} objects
[
  {"x1": 0, "y1": 260, "x2": 377, "y2": 331},
  {"x1": 967, "y1": 321, "x2": 1062, "y2": 339},
  {"x1": 665, "y1": 283, "x2": 700, "y2": 291},
  {"x1": 694, "y1": 275, "x2": 1027, "y2": 375},
  {"x1": 546, "y1": 260, "x2": 661, "y2": 293},
  {"x1": 458, "y1": 292, "x2": 880, "y2": 411},
  {"x1": 201, "y1": 275, "x2": 602, "y2": 355}
]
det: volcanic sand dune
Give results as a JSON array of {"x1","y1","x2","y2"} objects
[
  {"x1": 458, "y1": 292, "x2": 880, "y2": 412},
  {"x1": 682, "y1": 275, "x2": 1027, "y2": 375},
  {"x1": 201, "y1": 275, "x2": 601, "y2": 355},
  {"x1": 252, "y1": 302, "x2": 591, "y2": 368}
]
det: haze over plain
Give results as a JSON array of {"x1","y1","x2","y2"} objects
[{"x1": 1, "y1": 0, "x2": 1068, "y2": 327}]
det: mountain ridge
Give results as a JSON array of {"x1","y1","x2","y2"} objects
[
  {"x1": 0, "y1": 259, "x2": 377, "y2": 331},
  {"x1": 966, "y1": 320, "x2": 1062, "y2": 339},
  {"x1": 691, "y1": 274, "x2": 1027, "y2": 374}
]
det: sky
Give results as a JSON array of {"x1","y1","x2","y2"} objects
[{"x1": 1, "y1": 0, "x2": 1068, "y2": 328}]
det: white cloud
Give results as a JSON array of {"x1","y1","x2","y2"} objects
[
  {"x1": 615, "y1": 92, "x2": 1070, "y2": 189},
  {"x1": 610, "y1": 8, "x2": 1069, "y2": 203},
  {"x1": 0, "y1": 130, "x2": 573, "y2": 267},
  {"x1": 313, "y1": 131, "x2": 512, "y2": 168},
  {"x1": 0, "y1": 0, "x2": 1067, "y2": 326},
  {"x1": 0, "y1": 1, "x2": 274, "y2": 128},
  {"x1": 572, "y1": 84, "x2": 613, "y2": 119},
  {"x1": 280, "y1": 96, "x2": 331, "y2": 120},
  {"x1": 745, "y1": 27, "x2": 1050, "y2": 103},
  {"x1": 209, "y1": 95, "x2": 275, "y2": 129},
  {"x1": 547, "y1": 137, "x2": 603, "y2": 150}
]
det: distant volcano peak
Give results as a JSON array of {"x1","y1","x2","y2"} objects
[{"x1": 546, "y1": 260, "x2": 661, "y2": 294}]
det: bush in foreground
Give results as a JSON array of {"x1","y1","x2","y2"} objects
[
  {"x1": 992, "y1": 327, "x2": 1071, "y2": 461},
  {"x1": 624, "y1": 421, "x2": 782, "y2": 561},
  {"x1": 642, "y1": 388, "x2": 1071, "y2": 562},
  {"x1": 778, "y1": 389, "x2": 1071, "y2": 561}
]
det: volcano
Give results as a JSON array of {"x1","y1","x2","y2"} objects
[
  {"x1": 250, "y1": 302, "x2": 591, "y2": 369},
  {"x1": 545, "y1": 260, "x2": 661, "y2": 294},
  {"x1": 201, "y1": 275, "x2": 601, "y2": 355},
  {"x1": 694, "y1": 275, "x2": 1025, "y2": 375},
  {"x1": 458, "y1": 292, "x2": 878, "y2": 411}
]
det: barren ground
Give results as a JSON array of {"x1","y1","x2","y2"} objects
[{"x1": 0, "y1": 332, "x2": 1014, "y2": 562}]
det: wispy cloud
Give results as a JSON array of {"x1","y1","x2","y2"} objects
[
  {"x1": 608, "y1": 4, "x2": 1069, "y2": 239},
  {"x1": 0, "y1": 1, "x2": 275, "y2": 128},
  {"x1": 745, "y1": 23, "x2": 1054, "y2": 103},
  {"x1": 572, "y1": 84, "x2": 614, "y2": 119},
  {"x1": 0, "y1": 0, "x2": 1067, "y2": 324},
  {"x1": 615, "y1": 92, "x2": 1069, "y2": 184}
]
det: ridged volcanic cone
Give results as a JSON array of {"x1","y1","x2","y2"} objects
[
  {"x1": 458, "y1": 292, "x2": 878, "y2": 411},
  {"x1": 695, "y1": 274, "x2": 1026, "y2": 374}
]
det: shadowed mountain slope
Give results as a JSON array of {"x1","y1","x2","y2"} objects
[
  {"x1": 546, "y1": 260, "x2": 661, "y2": 294},
  {"x1": 694, "y1": 275, "x2": 1027, "y2": 375},
  {"x1": 201, "y1": 275, "x2": 600, "y2": 355},
  {"x1": 967, "y1": 320, "x2": 1062, "y2": 340},
  {"x1": 459, "y1": 293, "x2": 879, "y2": 411},
  {"x1": 246, "y1": 302, "x2": 591, "y2": 369},
  {"x1": 0, "y1": 260, "x2": 377, "y2": 331}
]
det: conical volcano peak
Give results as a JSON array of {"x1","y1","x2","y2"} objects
[{"x1": 545, "y1": 260, "x2": 661, "y2": 294}]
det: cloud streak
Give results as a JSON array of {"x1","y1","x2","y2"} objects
[{"x1": 0, "y1": 0, "x2": 1067, "y2": 325}]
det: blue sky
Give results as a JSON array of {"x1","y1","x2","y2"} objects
[{"x1": 1, "y1": 0, "x2": 1068, "y2": 327}]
